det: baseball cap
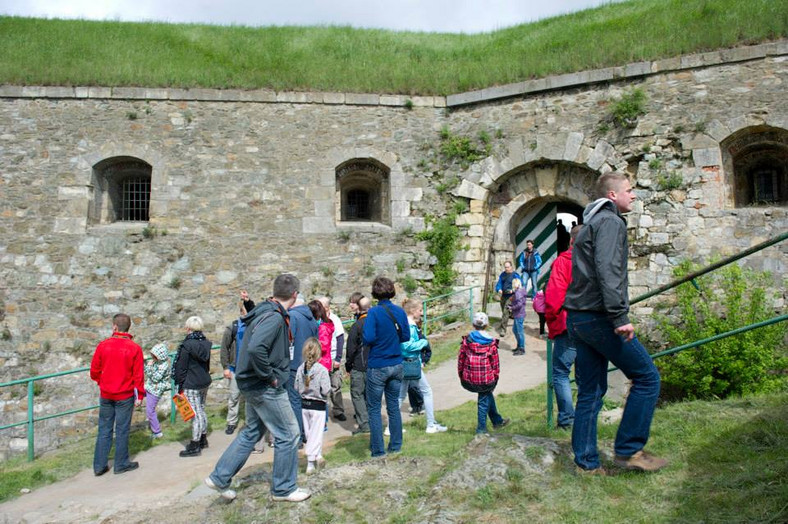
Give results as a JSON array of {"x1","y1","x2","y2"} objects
[{"x1": 472, "y1": 312, "x2": 489, "y2": 328}]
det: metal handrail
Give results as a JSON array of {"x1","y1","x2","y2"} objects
[
  {"x1": 421, "y1": 286, "x2": 478, "y2": 336},
  {"x1": 0, "y1": 345, "x2": 222, "y2": 461},
  {"x1": 545, "y1": 231, "x2": 787, "y2": 428}
]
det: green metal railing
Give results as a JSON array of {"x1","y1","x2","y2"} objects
[
  {"x1": 0, "y1": 345, "x2": 223, "y2": 461},
  {"x1": 421, "y1": 286, "x2": 478, "y2": 336},
  {"x1": 545, "y1": 231, "x2": 788, "y2": 428}
]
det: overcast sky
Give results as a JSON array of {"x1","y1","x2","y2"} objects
[{"x1": 1, "y1": 0, "x2": 617, "y2": 33}]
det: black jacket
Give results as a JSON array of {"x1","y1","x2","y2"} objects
[
  {"x1": 563, "y1": 198, "x2": 631, "y2": 328},
  {"x1": 345, "y1": 313, "x2": 370, "y2": 373},
  {"x1": 235, "y1": 300, "x2": 291, "y2": 393},
  {"x1": 220, "y1": 320, "x2": 239, "y2": 370},
  {"x1": 173, "y1": 334, "x2": 212, "y2": 391}
]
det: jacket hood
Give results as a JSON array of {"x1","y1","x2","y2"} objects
[
  {"x1": 241, "y1": 299, "x2": 279, "y2": 324},
  {"x1": 150, "y1": 342, "x2": 169, "y2": 361},
  {"x1": 289, "y1": 304, "x2": 314, "y2": 322},
  {"x1": 582, "y1": 198, "x2": 619, "y2": 223},
  {"x1": 468, "y1": 330, "x2": 495, "y2": 346}
]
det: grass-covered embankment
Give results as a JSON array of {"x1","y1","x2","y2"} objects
[{"x1": 1, "y1": 0, "x2": 786, "y2": 94}]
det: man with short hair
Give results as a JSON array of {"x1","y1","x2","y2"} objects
[
  {"x1": 206, "y1": 274, "x2": 311, "y2": 503},
  {"x1": 494, "y1": 261, "x2": 523, "y2": 338},
  {"x1": 517, "y1": 240, "x2": 542, "y2": 299},
  {"x1": 564, "y1": 172, "x2": 666, "y2": 473},
  {"x1": 545, "y1": 224, "x2": 582, "y2": 429},
  {"x1": 90, "y1": 313, "x2": 144, "y2": 476},
  {"x1": 318, "y1": 296, "x2": 347, "y2": 421}
]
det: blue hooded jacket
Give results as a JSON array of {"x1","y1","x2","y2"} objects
[{"x1": 288, "y1": 304, "x2": 318, "y2": 371}]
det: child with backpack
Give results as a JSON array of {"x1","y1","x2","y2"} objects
[
  {"x1": 532, "y1": 290, "x2": 547, "y2": 338},
  {"x1": 296, "y1": 337, "x2": 331, "y2": 474},
  {"x1": 458, "y1": 312, "x2": 510, "y2": 435},
  {"x1": 144, "y1": 342, "x2": 171, "y2": 438}
]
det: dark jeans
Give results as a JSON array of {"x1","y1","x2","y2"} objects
[
  {"x1": 567, "y1": 311, "x2": 661, "y2": 470},
  {"x1": 287, "y1": 369, "x2": 305, "y2": 442},
  {"x1": 477, "y1": 392, "x2": 504, "y2": 433},
  {"x1": 366, "y1": 364, "x2": 403, "y2": 457},
  {"x1": 93, "y1": 395, "x2": 135, "y2": 473}
]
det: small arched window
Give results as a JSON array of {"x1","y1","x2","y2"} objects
[
  {"x1": 336, "y1": 159, "x2": 390, "y2": 224},
  {"x1": 89, "y1": 157, "x2": 152, "y2": 224},
  {"x1": 722, "y1": 126, "x2": 788, "y2": 207}
]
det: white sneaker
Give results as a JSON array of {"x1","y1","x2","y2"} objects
[
  {"x1": 272, "y1": 488, "x2": 311, "y2": 502},
  {"x1": 205, "y1": 477, "x2": 237, "y2": 501},
  {"x1": 306, "y1": 462, "x2": 316, "y2": 475},
  {"x1": 384, "y1": 426, "x2": 405, "y2": 436},
  {"x1": 426, "y1": 423, "x2": 448, "y2": 434}
]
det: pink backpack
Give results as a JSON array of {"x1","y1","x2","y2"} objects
[{"x1": 532, "y1": 291, "x2": 546, "y2": 314}]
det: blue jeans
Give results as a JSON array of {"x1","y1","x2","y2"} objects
[
  {"x1": 567, "y1": 311, "x2": 661, "y2": 470},
  {"x1": 208, "y1": 387, "x2": 300, "y2": 496},
  {"x1": 287, "y1": 369, "x2": 305, "y2": 442},
  {"x1": 525, "y1": 270, "x2": 539, "y2": 298},
  {"x1": 477, "y1": 392, "x2": 504, "y2": 433},
  {"x1": 93, "y1": 395, "x2": 134, "y2": 473},
  {"x1": 512, "y1": 317, "x2": 525, "y2": 349},
  {"x1": 552, "y1": 333, "x2": 576, "y2": 428},
  {"x1": 366, "y1": 364, "x2": 403, "y2": 457}
]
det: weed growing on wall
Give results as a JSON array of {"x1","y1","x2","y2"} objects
[
  {"x1": 656, "y1": 171, "x2": 683, "y2": 190},
  {"x1": 610, "y1": 88, "x2": 647, "y2": 128},
  {"x1": 417, "y1": 212, "x2": 461, "y2": 293},
  {"x1": 656, "y1": 261, "x2": 787, "y2": 401}
]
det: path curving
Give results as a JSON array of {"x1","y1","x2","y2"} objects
[{"x1": 0, "y1": 323, "x2": 550, "y2": 524}]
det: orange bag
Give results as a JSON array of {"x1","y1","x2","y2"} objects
[{"x1": 173, "y1": 393, "x2": 195, "y2": 422}]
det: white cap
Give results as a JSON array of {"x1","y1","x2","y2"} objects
[{"x1": 472, "y1": 312, "x2": 489, "y2": 328}]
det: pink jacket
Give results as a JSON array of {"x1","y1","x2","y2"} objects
[
  {"x1": 318, "y1": 321, "x2": 335, "y2": 370},
  {"x1": 532, "y1": 290, "x2": 546, "y2": 314}
]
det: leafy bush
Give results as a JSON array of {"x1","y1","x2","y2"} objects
[
  {"x1": 416, "y1": 212, "x2": 461, "y2": 293},
  {"x1": 610, "y1": 88, "x2": 647, "y2": 128},
  {"x1": 656, "y1": 261, "x2": 787, "y2": 401},
  {"x1": 401, "y1": 275, "x2": 418, "y2": 294},
  {"x1": 656, "y1": 171, "x2": 683, "y2": 190}
]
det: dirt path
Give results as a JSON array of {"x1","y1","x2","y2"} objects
[{"x1": 0, "y1": 322, "x2": 551, "y2": 524}]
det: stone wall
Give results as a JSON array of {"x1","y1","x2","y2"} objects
[{"x1": 1, "y1": 42, "x2": 786, "y2": 458}]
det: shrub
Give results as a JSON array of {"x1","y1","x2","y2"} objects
[
  {"x1": 401, "y1": 275, "x2": 418, "y2": 294},
  {"x1": 416, "y1": 212, "x2": 461, "y2": 293},
  {"x1": 656, "y1": 171, "x2": 683, "y2": 190},
  {"x1": 656, "y1": 261, "x2": 787, "y2": 401},
  {"x1": 610, "y1": 88, "x2": 647, "y2": 128}
]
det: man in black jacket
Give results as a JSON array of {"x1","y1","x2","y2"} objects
[
  {"x1": 206, "y1": 274, "x2": 311, "y2": 503},
  {"x1": 345, "y1": 296, "x2": 371, "y2": 434},
  {"x1": 564, "y1": 172, "x2": 666, "y2": 474}
]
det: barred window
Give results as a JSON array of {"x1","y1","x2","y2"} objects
[
  {"x1": 346, "y1": 189, "x2": 371, "y2": 220},
  {"x1": 89, "y1": 157, "x2": 152, "y2": 224},
  {"x1": 723, "y1": 127, "x2": 788, "y2": 207},
  {"x1": 336, "y1": 159, "x2": 390, "y2": 224}
]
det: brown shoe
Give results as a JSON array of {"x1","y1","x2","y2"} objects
[
  {"x1": 614, "y1": 450, "x2": 668, "y2": 472},
  {"x1": 574, "y1": 465, "x2": 607, "y2": 476}
]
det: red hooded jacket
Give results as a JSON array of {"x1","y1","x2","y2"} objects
[
  {"x1": 545, "y1": 248, "x2": 573, "y2": 339},
  {"x1": 90, "y1": 332, "x2": 145, "y2": 401}
]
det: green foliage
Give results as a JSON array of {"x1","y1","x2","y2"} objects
[
  {"x1": 404, "y1": 98, "x2": 414, "y2": 110},
  {"x1": 321, "y1": 266, "x2": 335, "y2": 277},
  {"x1": 1, "y1": 327, "x2": 11, "y2": 340},
  {"x1": 141, "y1": 225, "x2": 157, "y2": 239},
  {"x1": 694, "y1": 121, "x2": 707, "y2": 133},
  {"x1": 167, "y1": 276, "x2": 182, "y2": 289},
  {"x1": 439, "y1": 128, "x2": 490, "y2": 166},
  {"x1": 2, "y1": 1, "x2": 786, "y2": 94},
  {"x1": 648, "y1": 158, "x2": 662, "y2": 170},
  {"x1": 610, "y1": 88, "x2": 647, "y2": 128},
  {"x1": 363, "y1": 262, "x2": 375, "y2": 277},
  {"x1": 416, "y1": 212, "x2": 461, "y2": 293},
  {"x1": 656, "y1": 170, "x2": 684, "y2": 190},
  {"x1": 672, "y1": 124, "x2": 685, "y2": 133},
  {"x1": 396, "y1": 258, "x2": 407, "y2": 273},
  {"x1": 337, "y1": 230, "x2": 351, "y2": 242},
  {"x1": 656, "y1": 262, "x2": 787, "y2": 401},
  {"x1": 126, "y1": 111, "x2": 137, "y2": 120},
  {"x1": 401, "y1": 274, "x2": 418, "y2": 294}
]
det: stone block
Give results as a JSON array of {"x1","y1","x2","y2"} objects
[
  {"x1": 305, "y1": 92, "x2": 324, "y2": 103},
  {"x1": 277, "y1": 92, "x2": 308, "y2": 103},
  {"x1": 394, "y1": 187, "x2": 423, "y2": 201},
  {"x1": 144, "y1": 88, "x2": 169, "y2": 100},
  {"x1": 313, "y1": 199, "x2": 334, "y2": 217},
  {"x1": 705, "y1": 119, "x2": 730, "y2": 142},
  {"x1": 447, "y1": 90, "x2": 483, "y2": 107},
  {"x1": 467, "y1": 224, "x2": 485, "y2": 237},
  {"x1": 322, "y1": 92, "x2": 345, "y2": 104},
  {"x1": 469, "y1": 200, "x2": 484, "y2": 214},
  {"x1": 57, "y1": 186, "x2": 89, "y2": 200},
  {"x1": 563, "y1": 132, "x2": 584, "y2": 161},
  {"x1": 303, "y1": 217, "x2": 336, "y2": 234},
  {"x1": 345, "y1": 93, "x2": 380, "y2": 106},
  {"x1": 624, "y1": 61, "x2": 651, "y2": 77},
  {"x1": 391, "y1": 200, "x2": 411, "y2": 217},
  {"x1": 238, "y1": 89, "x2": 277, "y2": 102},
  {"x1": 410, "y1": 96, "x2": 434, "y2": 107},
  {"x1": 112, "y1": 87, "x2": 148, "y2": 99},
  {"x1": 433, "y1": 97, "x2": 447, "y2": 108},
  {"x1": 587, "y1": 140, "x2": 614, "y2": 170},
  {"x1": 455, "y1": 213, "x2": 484, "y2": 226},
  {"x1": 53, "y1": 218, "x2": 86, "y2": 234},
  {"x1": 649, "y1": 232, "x2": 669, "y2": 244},
  {"x1": 639, "y1": 215, "x2": 653, "y2": 228},
  {"x1": 0, "y1": 85, "x2": 24, "y2": 97},
  {"x1": 692, "y1": 148, "x2": 721, "y2": 167},
  {"x1": 380, "y1": 95, "x2": 406, "y2": 106},
  {"x1": 453, "y1": 179, "x2": 489, "y2": 201},
  {"x1": 44, "y1": 86, "x2": 75, "y2": 98},
  {"x1": 305, "y1": 186, "x2": 334, "y2": 200},
  {"x1": 392, "y1": 217, "x2": 424, "y2": 232}
]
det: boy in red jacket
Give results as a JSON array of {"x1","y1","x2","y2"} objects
[{"x1": 90, "y1": 313, "x2": 144, "y2": 476}]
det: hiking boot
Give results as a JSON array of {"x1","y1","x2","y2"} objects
[
  {"x1": 225, "y1": 424, "x2": 236, "y2": 435},
  {"x1": 180, "y1": 440, "x2": 201, "y2": 457},
  {"x1": 199, "y1": 434, "x2": 209, "y2": 449},
  {"x1": 205, "y1": 477, "x2": 237, "y2": 501},
  {"x1": 513, "y1": 348, "x2": 525, "y2": 356},
  {"x1": 272, "y1": 488, "x2": 311, "y2": 502},
  {"x1": 335, "y1": 414, "x2": 347, "y2": 422},
  {"x1": 94, "y1": 465, "x2": 110, "y2": 477},
  {"x1": 575, "y1": 465, "x2": 607, "y2": 476},
  {"x1": 614, "y1": 450, "x2": 668, "y2": 472},
  {"x1": 114, "y1": 462, "x2": 139, "y2": 474},
  {"x1": 493, "y1": 418, "x2": 511, "y2": 430}
]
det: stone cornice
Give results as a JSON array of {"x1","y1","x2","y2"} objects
[{"x1": 0, "y1": 40, "x2": 785, "y2": 108}]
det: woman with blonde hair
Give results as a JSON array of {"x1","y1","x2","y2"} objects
[
  {"x1": 295, "y1": 337, "x2": 331, "y2": 474},
  {"x1": 399, "y1": 299, "x2": 447, "y2": 434},
  {"x1": 173, "y1": 316, "x2": 212, "y2": 457}
]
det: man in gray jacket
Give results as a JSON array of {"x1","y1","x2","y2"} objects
[
  {"x1": 206, "y1": 274, "x2": 311, "y2": 503},
  {"x1": 564, "y1": 172, "x2": 666, "y2": 474}
]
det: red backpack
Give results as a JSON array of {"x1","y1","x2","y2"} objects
[{"x1": 457, "y1": 336, "x2": 500, "y2": 393}]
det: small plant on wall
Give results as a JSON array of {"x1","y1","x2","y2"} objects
[{"x1": 610, "y1": 88, "x2": 647, "y2": 128}]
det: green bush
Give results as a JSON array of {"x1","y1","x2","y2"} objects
[
  {"x1": 416, "y1": 212, "x2": 461, "y2": 293},
  {"x1": 656, "y1": 261, "x2": 787, "y2": 401},
  {"x1": 610, "y1": 88, "x2": 647, "y2": 128}
]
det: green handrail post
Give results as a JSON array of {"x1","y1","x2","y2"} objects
[
  {"x1": 27, "y1": 380, "x2": 35, "y2": 462},
  {"x1": 468, "y1": 287, "x2": 474, "y2": 324},
  {"x1": 546, "y1": 339, "x2": 554, "y2": 429},
  {"x1": 422, "y1": 299, "x2": 429, "y2": 337}
]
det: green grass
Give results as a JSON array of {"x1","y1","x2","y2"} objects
[{"x1": 1, "y1": 0, "x2": 786, "y2": 94}]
